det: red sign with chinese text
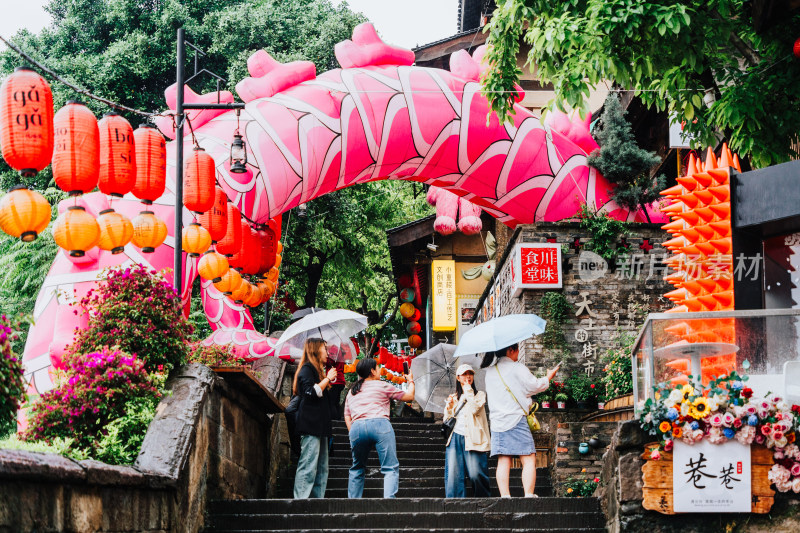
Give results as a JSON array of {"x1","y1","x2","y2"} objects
[{"x1": 512, "y1": 243, "x2": 562, "y2": 295}]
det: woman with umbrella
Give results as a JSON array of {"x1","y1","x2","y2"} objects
[
  {"x1": 344, "y1": 358, "x2": 415, "y2": 498},
  {"x1": 292, "y1": 338, "x2": 338, "y2": 498},
  {"x1": 454, "y1": 314, "x2": 559, "y2": 498}
]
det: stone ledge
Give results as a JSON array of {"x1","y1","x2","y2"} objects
[{"x1": 0, "y1": 449, "x2": 86, "y2": 483}]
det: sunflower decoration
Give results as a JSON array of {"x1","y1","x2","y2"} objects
[
  {"x1": 689, "y1": 396, "x2": 711, "y2": 419},
  {"x1": 681, "y1": 385, "x2": 695, "y2": 403}
]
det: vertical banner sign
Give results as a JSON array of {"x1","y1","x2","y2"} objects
[
  {"x1": 512, "y1": 243, "x2": 562, "y2": 296},
  {"x1": 431, "y1": 260, "x2": 457, "y2": 331},
  {"x1": 673, "y1": 440, "x2": 751, "y2": 513}
]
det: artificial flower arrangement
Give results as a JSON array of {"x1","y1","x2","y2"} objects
[{"x1": 637, "y1": 365, "x2": 800, "y2": 493}]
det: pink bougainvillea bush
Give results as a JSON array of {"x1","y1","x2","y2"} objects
[
  {"x1": 23, "y1": 347, "x2": 161, "y2": 452},
  {"x1": 0, "y1": 315, "x2": 26, "y2": 437},
  {"x1": 66, "y1": 264, "x2": 193, "y2": 373},
  {"x1": 187, "y1": 343, "x2": 245, "y2": 368}
]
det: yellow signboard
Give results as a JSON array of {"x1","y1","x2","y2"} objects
[{"x1": 431, "y1": 260, "x2": 457, "y2": 331}]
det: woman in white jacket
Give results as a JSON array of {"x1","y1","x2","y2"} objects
[
  {"x1": 481, "y1": 343, "x2": 559, "y2": 497},
  {"x1": 443, "y1": 364, "x2": 491, "y2": 497}
]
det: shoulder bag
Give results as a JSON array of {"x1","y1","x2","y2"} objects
[
  {"x1": 495, "y1": 365, "x2": 541, "y2": 433},
  {"x1": 441, "y1": 399, "x2": 468, "y2": 442}
]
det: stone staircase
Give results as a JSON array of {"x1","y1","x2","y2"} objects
[{"x1": 206, "y1": 417, "x2": 607, "y2": 532}]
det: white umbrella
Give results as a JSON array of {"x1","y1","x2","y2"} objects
[
  {"x1": 453, "y1": 313, "x2": 547, "y2": 358},
  {"x1": 273, "y1": 309, "x2": 367, "y2": 363},
  {"x1": 410, "y1": 343, "x2": 484, "y2": 413}
]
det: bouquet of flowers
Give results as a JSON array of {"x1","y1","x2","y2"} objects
[{"x1": 637, "y1": 369, "x2": 800, "y2": 493}]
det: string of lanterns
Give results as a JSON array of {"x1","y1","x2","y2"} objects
[{"x1": 0, "y1": 66, "x2": 282, "y2": 308}]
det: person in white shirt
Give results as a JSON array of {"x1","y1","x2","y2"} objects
[{"x1": 481, "y1": 343, "x2": 559, "y2": 498}]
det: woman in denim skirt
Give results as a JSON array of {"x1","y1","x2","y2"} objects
[
  {"x1": 344, "y1": 358, "x2": 415, "y2": 498},
  {"x1": 443, "y1": 364, "x2": 491, "y2": 497},
  {"x1": 481, "y1": 343, "x2": 560, "y2": 497}
]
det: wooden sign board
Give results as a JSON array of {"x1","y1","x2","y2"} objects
[{"x1": 641, "y1": 443, "x2": 775, "y2": 515}]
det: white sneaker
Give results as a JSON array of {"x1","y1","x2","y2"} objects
[{"x1": 524, "y1": 494, "x2": 538, "y2": 498}]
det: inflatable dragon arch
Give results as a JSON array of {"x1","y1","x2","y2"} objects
[{"x1": 22, "y1": 23, "x2": 664, "y2": 395}]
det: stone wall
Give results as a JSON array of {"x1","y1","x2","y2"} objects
[
  {"x1": 599, "y1": 420, "x2": 800, "y2": 533},
  {"x1": 475, "y1": 221, "x2": 671, "y2": 389},
  {"x1": 553, "y1": 421, "x2": 619, "y2": 493},
  {"x1": 0, "y1": 363, "x2": 284, "y2": 532}
]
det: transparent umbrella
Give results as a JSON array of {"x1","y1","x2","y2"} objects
[
  {"x1": 273, "y1": 309, "x2": 367, "y2": 363},
  {"x1": 410, "y1": 343, "x2": 484, "y2": 414}
]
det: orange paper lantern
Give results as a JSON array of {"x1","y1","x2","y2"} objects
[
  {"x1": 182, "y1": 222, "x2": 212, "y2": 257},
  {"x1": 52, "y1": 101, "x2": 99, "y2": 195},
  {"x1": 132, "y1": 124, "x2": 166, "y2": 204},
  {"x1": 214, "y1": 268, "x2": 242, "y2": 295},
  {"x1": 198, "y1": 187, "x2": 227, "y2": 242},
  {"x1": 215, "y1": 202, "x2": 242, "y2": 256},
  {"x1": 198, "y1": 251, "x2": 229, "y2": 282},
  {"x1": 230, "y1": 280, "x2": 253, "y2": 304},
  {"x1": 0, "y1": 67, "x2": 54, "y2": 176},
  {"x1": 98, "y1": 113, "x2": 135, "y2": 197},
  {"x1": 96, "y1": 208, "x2": 133, "y2": 254},
  {"x1": 399, "y1": 303, "x2": 415, "y2": 319},
  {"x1": 0, "y1": 186, "x2": 51, "y2": 241},
  {"x1": 131, "y1": 211, "x2": 168, "y2": 253},
  {"x1": 267, "y1": 266, "x2": 279, "y2": 283},
  {"x1": 407, "y1": 334, "x2": 422, "y2": 349},
  {"x1": 183, "y1": 147, "x2": 215, "y2": 213},
  {"x1": 53, "y1": 205, "x2": 100, "y2": 257}
]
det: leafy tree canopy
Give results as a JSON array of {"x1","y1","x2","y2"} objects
[{"x1": 482, "y1": 0, "x2": 800, "y2": 167}]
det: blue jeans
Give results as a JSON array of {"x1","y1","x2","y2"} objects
[
  {"x1": 348, "y1": 418, "x2": 399, "y2": 498},
  {"x1": 294, "y1": 435, "x2": 329, "y2": 498},
  {"x1": 445, "y1": 432, "x2": 490, "y2": 498}
]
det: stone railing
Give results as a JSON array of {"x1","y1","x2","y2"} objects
[{"x1": 0, "y1": 362, "x2": 285, "y2": 532}]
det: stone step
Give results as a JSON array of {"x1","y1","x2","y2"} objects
[
  {"x1": 332, "y1": 418, "x2": 436, "y2": 428},
  {"x1": 279, "y1": 474, "x2": 552, "y2": 491},
  {"x1": 209, "y1": 529, "x2": 604, "y2": 533},
  {"x1": 291, "y1": 467, "x2": 550, "y2": 478},
  {"x1": 274, "y1": 485, "x2": 554, "y2": 499}
]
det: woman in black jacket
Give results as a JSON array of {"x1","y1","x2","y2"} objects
[{"x1": 293, "y1": 338, "x2": 338, "y2": 498}]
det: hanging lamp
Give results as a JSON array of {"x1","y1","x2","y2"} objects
[
  {"x1": 52, "y1": 101, "x2": 99, "y2": 196},
  {"x1": 53, "y1": 206, "x2": 100, "y2": 257},
  {"x1": 184, "y1": 147, "x2": 215, "y2": 213},
  {"x1": 0, "y1": 186, "x2": 51, "y2": 241},
  {"x1": 97, "y1": 208, "x2": 133, "y2": 254},
  {"x1": 98, "y1": 113, "x2": 136, "y2": 197},
  {"x1": 131, "y1": 211, "x2": 168, "y2": 253},
  {"x1": 132, "y1": 124, "x2": 166, "y2": 204},
  {"x1": 0, "y1": 67, "x2": 54, "y2": 176}
]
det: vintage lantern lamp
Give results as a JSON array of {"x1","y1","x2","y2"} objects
[
  {"x1": 0, "y1": 186, "x2": 51, "y2": 241},
  {"x1": 96, "y1": 208, "x2": 133, "y2": 254},
  {"x1": 52, "y1": 101, "x2": 99, "y2": 196},
  {"x1": 229, "y1": 133, "x2": 247, "y2": 173},
  {"x1": 131, "y1": 211, "x2": 168, "y2": 253},
  {"x1": 53, "y1": 206, "x2": 100, "y2": 257}
]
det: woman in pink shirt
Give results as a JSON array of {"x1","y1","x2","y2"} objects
[{"x1": 344, "y1": 357, "x2": 415, "y2": 498}]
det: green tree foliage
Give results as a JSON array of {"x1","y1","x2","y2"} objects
[
  {"x1": 0, "y1": 316, "x2": 26, "y2": 438},
  {"x1": 587, "y1": 94, "x2": 665, "y2": 222},
  {"x1": 482, "y1": 0, "x2": 800, "y2": 167},
  {"x1": 539, "y1": 291, "x2": 571, "y2": 350},
  {"x1": 577, "y1": 204, "x2": 629, "y2": 263}
]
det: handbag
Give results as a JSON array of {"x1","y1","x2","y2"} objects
[
  {"x1": 495, "y1": 366, "x2": 542, "y2": 433},
  {"x1": 284, "y1": 395, "x2": 301, "y2": 426},
  {"x1": 441, "y1": 399, "x2": 468, "y2": 442}
]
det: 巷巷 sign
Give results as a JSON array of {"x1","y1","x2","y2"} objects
[
  {"x1": 673, "y1": 439, "x2": 751, "y2": 513},
  {"x1": 512, "y1": 243, "x2": 562, "y2": 295},
  {"x1": 431, "y1": 260, "x2": 456, "y2": 331}
]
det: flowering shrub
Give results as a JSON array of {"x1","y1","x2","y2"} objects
[
  {"x1": 0, "y1": 315, "x2": 26, "y2": 438},
  {"x1": 24, "y1": 347, "x2": 161, "y2": 452},
  {"x1": 564, "y1": 469, "x2": 600, "y2": 497},
  {"x1": 187, "y1": 343, "x2": 245, "y2": 368},
  {"x1": 94, "y1": 395, "x2": 159, "y2": 465},
  {"x1": 601, "y1": 331, "x2": 635, "y2": 400},
  {"x1": 638, "y1": 370, "x2": 800, "y2": 493},
  {"x1": 66, "y1": 264, "x2": 192, "y2": 373}
]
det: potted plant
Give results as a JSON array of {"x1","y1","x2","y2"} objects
[
  {"x1": 555, "y1": 392, "x2": 568, "y2": 409},
  {"x1": 596, "y1": 389, "x2": 606, "y2": 410},
  {"x1": 536, "y1": 388, "x2": 552, "y2": 409},
  {"x1": 566, "y1": 373, "x2": 594, "y2": 409}
]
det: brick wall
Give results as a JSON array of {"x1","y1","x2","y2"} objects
[
  {"x1": 554, "y1": 421, "x2": 619, "y2": 494},
  {"x1": 475, "y1": 221, "x2": 671, "y2": 392}
]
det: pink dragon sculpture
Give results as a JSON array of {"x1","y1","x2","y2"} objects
[{"x1": 22, "y1": 23, "x2": 665, "y2": 396}]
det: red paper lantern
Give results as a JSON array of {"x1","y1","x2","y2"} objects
[
  {"x1": 794, "y1": 37, "x2": 800, "y2": 59},
  {"x1": 132, "y1": 124, "x2": 166, "y2": 204},
  {"x1": 0, "y1": 67, "x2": 54, "y2": 176},
  {"x1": 410, "y1": 309, "x2": 421, "y2": 322},
  {"x1": 257, "y1": 225, "x2": 277, "y2": 274},
  {"x1": 397, "y1": 273, "x2": 413, "y2": 288},
  {"x1": 407, "y1": 335, "x2": 422, "y2": 349},
  {"x1": 98, "y1": 113, "x2": 135, "y2": 197},
  {"x1": 183, "y1": 147, "x2": 215, "y2": 213},
  {"x1": 198, "y1": 187, "x2": 227, "y2": 242},
  {"x1": 215, "y1": 202, "x2": 241, "y2": 256},
  {"x1": 242, "y1": 225, "x2": 261, "y2": 275},
  {"x1": 52, "y1": 101, "x2": 98, "y2": 195},
  {"x1": 228, "y1": 220, "x2": 251, "y2": 270},
  {"x1": 271, "y1": 214, "x2": 282, "y2": 240}
]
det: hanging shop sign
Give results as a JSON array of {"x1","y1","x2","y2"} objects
[
  {"x1": 512, "y1": 243, "x2": 562, "y2": 295},
  {"x1": 431, "y1": 259, "x2": 457, "y2": 331}
]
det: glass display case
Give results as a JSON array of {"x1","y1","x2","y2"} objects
[{"x1": 632, "y1": 309, "x2": 800, "y2": 411}]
